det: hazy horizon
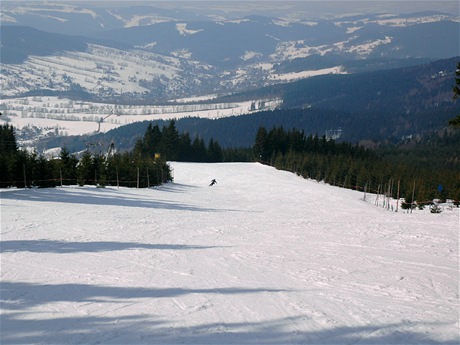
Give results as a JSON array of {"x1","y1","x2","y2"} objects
[{"x1": 2, "y1": 1, "x2": 459, "y2": 19}]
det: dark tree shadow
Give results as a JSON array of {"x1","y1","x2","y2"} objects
[
  {"x1": 153, "y1": 182, "x2": 199, "y2": 193},
  {"x1": 0, "y1": 281, "x2": 287, "y2": 310},
  {"x1": 1, "y1": 281, "x2": 457, "y2": 345},
  {"x1": 0, "y1": 184, "x2": 253, "y2": 213},
  {"x1": 0, "y1": 240, "x2": 221, "y2": 254},
  {"x1": 0, "y1": 186, "x2": 219, "y2": 212}
]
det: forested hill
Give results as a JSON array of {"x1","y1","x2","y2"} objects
[
  {"x1": 217, "y1": 57, "x2": 459, "y2": 114},
  {"x1": 38, "y1": 104, "x2": 460, "y2": 154},
  {"x1": 35, "y1": 57, "x2": 460, "y2": 153},
  {"x1": 0, "y1": 26, "x2": 88, "y2": 64}
]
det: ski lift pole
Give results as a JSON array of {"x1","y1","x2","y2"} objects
[
  {"x1": 147, "y1": 167, "x2": 150, "y2": 188},
  {"x1": 363, "y1": 182, "x2": 367, "y2": 202},
  {"x1": 23, "y1": 163, "x2": 27, "y2": 188},
  {"x1": 410, "y1": 180, "x2": 416, "y2": 214},
  {"x1": 116, "y1": 165, "x2": 119, "y2": 189}
]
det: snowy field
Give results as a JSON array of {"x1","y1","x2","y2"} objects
[
  {"x1": 1, "y1": 162, "x2": 459, "y2": 344},
  {"x1": 0, "y1": 97, "x2": 281, "y2": 140}
]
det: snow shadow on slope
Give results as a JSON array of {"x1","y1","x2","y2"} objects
[
  {"x1": 0, "y1": 240, "x2": 220, "y2": 254},
  {"x1": 149, "y1": 319, "x2": 458, "y2": 345},
  {"x1": 153, "y1": 182, "x2": 199, "y2": 193},
  {"x1": 0, "y1": 281, "x2": 287, "y2": 310},
  {"x1": 0, "y1": 187, "x2": 221, "y2": 212},
  {"x1": 0, "y1": 281, "x2": 456, "y2": 345}
]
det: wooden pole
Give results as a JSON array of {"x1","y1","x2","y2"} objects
[
  {"x1": 375, "y1": 184, "x2": 380, "y2": 206},
  {"x1": 396, "y1": 180, "x2": 400, "y2": 212},
  {"x1": 383, "y1": 183, "x2": 386, "y2": 208},
  {"x1": 116, "y1": 165, "x2": 119, "y2": 189},
  {"x1": 410, "y1": 180, "x2": 416, "y2": 214},
  {"x1": 23, "y1": 163, "x2": 27, "y2": 188},
  {"x1": 147, "y1": 167, "x2": 150, "y2": 188},
  {"x1": 387, "y1": 179, "x2": 392, "y2": 210}
]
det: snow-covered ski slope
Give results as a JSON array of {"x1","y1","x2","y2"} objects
[{"x1": 1, "y1": 162, "x2": 458, "y2": 344}]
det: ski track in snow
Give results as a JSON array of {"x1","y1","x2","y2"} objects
[{"x1": 1, "y1": 162, "x2": 459, "y2": 344}]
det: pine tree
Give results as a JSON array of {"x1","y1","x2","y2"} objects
[
  {"x1": 92, "y1": 154, "x2": 107, "y2": 187},
  {"x1": 32, "y1": 155, "x2": 56, "y2": 188},
  {"x1": 207, "y1": 138, "x2": 223, "y2": 162},
  {"x1": 146, "y1": 124, "x2": 162, "y2": 157},
  {"x1": 59, "y1": 147, "x2": 78, "y2": 185},
  {"x1": 17, "y1": 150, "x2": 33, "y2": 188},
  {"x1": 178, "y1": 132, "x2": 192, "y2": 161},
  {"x1": 449, "y1": 61, "x2": 460, "y2": 127},
  {"x1": 253, "y1": 127, "x2": 268, "y2": 161},
  {"x1": 161, "y1": 121, "x2": 179, "y2": 160},
  {"x1": 0, "y1": 124, "x2": 18, "y2": 187},
  {"x1": 77, "y1": 151, "x2": 93, "y2": 186},
  {"x1": 191, "y1": 137, "x2": 207, "y2": 162}
]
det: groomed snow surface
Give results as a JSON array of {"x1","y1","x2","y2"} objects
[{"x1": 1, "y1": 162, "x2": 459, "y2": 344}]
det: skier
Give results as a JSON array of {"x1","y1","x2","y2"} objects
[{"x1": 209, "y1": 179, "x2": 217, "y2": 186}]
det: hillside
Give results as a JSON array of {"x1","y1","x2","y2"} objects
[
  {"x1": 1, "y1": 4, "x2": 459, "y2": 101},
  {"x1": 0, "y1": 26, "x2": 88, "y2": 64},
  {"x1": 218, "y1": 57, "x2": 460, "y2": 114},
  {"x1": 4, "y1": 56, "x2": 459, "y2": 154},
  {"x1": 1, "y1": 162, "x2": 458, "y2": 344},
  {"x1": 1, "y1": 3, "x2": 459, "y2": 163},
  {"x1": 36, "y1": 102, "x2": 459, "y2": 154}
]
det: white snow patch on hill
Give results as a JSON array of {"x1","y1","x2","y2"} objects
[
  {"x1": 1, "y1": 162, "x2": 458, "y2": 344},
  {"x1": 269, "y1": 66, "x2": 346, "y2": 81},
  {"x1": 0, "y1": 96, "x2": 282, "y2": 142},
  {"x1": 176, "y1": 23, "x2": 203, "y2": 36},
  {"x1": 241, "y1": 51, "x2": 262, "y2": 61},
  {"x1": 0, "y1": 44, "x2": 183, "y2": 97}
]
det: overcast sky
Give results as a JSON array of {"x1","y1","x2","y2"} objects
[
  {"x1": 3, "y1": 1, "x2": 459, "y2": 18},
  {"x1": 94, "y1": 1, "x2": 460, "y2": 17},
  {"x1": 225, "y1": 1, "x2": 459, "y2": 16}
]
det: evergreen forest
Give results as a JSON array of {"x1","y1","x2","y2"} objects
[
  {"x1": 0, "y1": 124, "x2": 172, "y2": 189},
  {"x1": 252, "y1": 126, "x2": 460, "y2": 207},
  {"x1": 1, "y1": 120, "x2": 459, "y2": 208}
]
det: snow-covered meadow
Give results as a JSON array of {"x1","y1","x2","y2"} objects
[
  {"x1": 1, "y1": 162, "x2": 458, "y2": 344},
  {"x1": 0, "y1": 96, "x2": 282, "y2": 145}
]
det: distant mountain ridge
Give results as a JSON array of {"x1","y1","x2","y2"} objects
[
  {"x1": 0, "y1": 26, "x2": 88, "y2": 64},
  {"x1": 1, "y1": 2, "x2": 459, "y2": 153},
  {"x1": 35, "y1": 57, "x2": 460, "y2": 154},
  {"x1": 1, "y1": 3, "x2": 459, "y2": 101},
  {"x1": 219, "y1": 57, "x2": 460, "y2": 114}
]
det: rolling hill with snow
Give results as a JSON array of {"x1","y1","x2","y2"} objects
[
  {"x1": 1, "y1": 162, "x2": 458, "y2": 344},
  {"x1": 1, "y1": 2, "x2": 459, "y2": 101},
  {"x1": 1, "y1": 2, "x2": 459, "y2": 152}
]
